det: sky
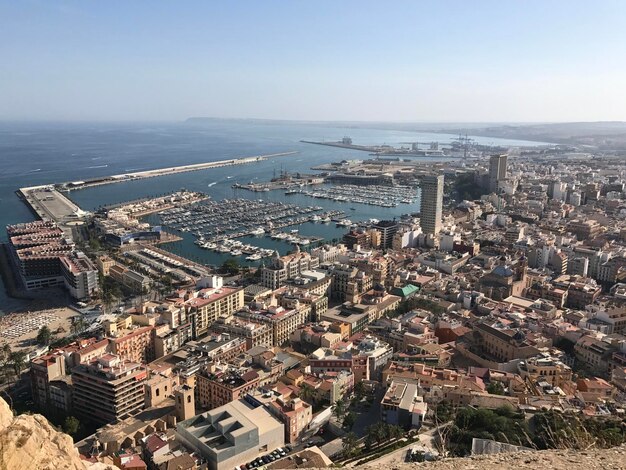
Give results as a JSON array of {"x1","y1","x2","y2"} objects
[{"x1": 1, "y1": 1, "x2": 626, "y2": 122}]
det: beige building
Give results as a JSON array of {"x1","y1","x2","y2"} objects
[
  {"x1": 72, "y1": 354, "x2": 147, "y2": 425},
  {"x1": 184, "y1": 286, "x2": 245, "y2": 337},
  {"x1": 261, "y1": 249, "x2": 320, "y2": 289}
]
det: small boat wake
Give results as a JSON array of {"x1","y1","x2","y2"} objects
[
  {"x1": 208, "y1": 182, "x2": 217, "y2": 187},
  {"x1": 87, "y1": 164, "x2": 108, "y2": 169}
]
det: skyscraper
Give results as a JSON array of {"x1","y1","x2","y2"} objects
[
  {"x1": 489, "y1": 154, "x2": 508, "y2": 192},
  {"x1": 420, "y1": 174, "x2": 444, "y2": 236}
]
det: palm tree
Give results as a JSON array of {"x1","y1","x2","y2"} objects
[
  {"x1": 342, "y1": 432, "x2": 359, "y2": 458},
  {"x1": 389, "y1": 424, "x2": 404, "y2": 440},
  {"x1": 332, "y1": 398, "x2": 347, "y2": 420},
  {"x1": 71, "y1": 316, "x2": 86, "y2": 336},
  {"x1": 36, "y1": 326, "x2": 53, "y2": 345},
  {"x1": 299, "y1": 384, "x2": 315, "y2": 404},
  {"x1": 0, "y1": 344, "x2": 11, "y2": 384},
  {"x1": 353, "y1": 381, "x2": 366, "y2": 400},
  {"x1": 8, "y1": 351, "x2": 26, "y2": 382},
  {"x1": 101, "y1": 289, "x2": 114, "y2": 314}
]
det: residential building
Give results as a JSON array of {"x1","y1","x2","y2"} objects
[
  {"x1": 72, "y1": 354, "x2": 147, "y2": 424},
  {"x1": 184, "y1": 286, "x2": 245, "y2": 338},
  {"x1": 261, "y1": 249, "x2": 319, "y2": 289},
  {"x1": 380, "y1": 378, "x2": 427, "y2": 430},
  {"x1": 372, "y1": 220, "x2": 399, "y2": 249},
  {"x1": 489, "y1": 154, "x2": 508, "y2": 193},
  {"x1": 420, "y1": 174, "x2": 444, "y2": 236}
]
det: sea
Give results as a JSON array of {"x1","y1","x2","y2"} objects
[{"x1": 0, "y1": 119, "x2": 550, "y2": 313}]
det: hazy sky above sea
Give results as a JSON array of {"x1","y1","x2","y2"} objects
[{"x1": 1, "y1": 0, "x2": 625, "y2": 123}]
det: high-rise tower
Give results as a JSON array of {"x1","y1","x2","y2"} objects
[
  {"x1": 420, "y1": 174, "x2": 444, "y2": 236},
  {"x1": 489, "y1": 154, "x2": 508, "y2": 193}
]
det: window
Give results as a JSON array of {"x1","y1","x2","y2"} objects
[{"x1": 187, "y1": 395, "x2": 192, "y2": 403}]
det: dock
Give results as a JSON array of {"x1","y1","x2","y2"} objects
[
  {"x1": 17, "y1": 185, "x2": 89, "y2": 238},
  {"x1": 57, "y1": 151, "x2": 299, "y2": 191},
  {"x1": 300, "y1": 140, "x2": 378, "y2": 152}
]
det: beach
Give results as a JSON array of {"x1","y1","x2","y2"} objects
[{"x1": 0, "y1": 306, "x2": 77, "y2": 352}]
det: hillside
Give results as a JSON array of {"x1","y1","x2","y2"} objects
[{"x1": 0, "y1": 395, "x2": 624, "y2": 469}]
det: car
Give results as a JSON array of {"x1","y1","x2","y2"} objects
[{"x1": 261, "y1": 456, "x2": 270, "y2": 464}]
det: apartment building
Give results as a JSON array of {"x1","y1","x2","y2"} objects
[
  {"x1": 380, "y1": 378, "x2": 427, "y2": 430},
  {"x1": 72, "y1": 354, "x2": 147, "y2": 424},
  {"x1": 109, "y1": 325, "x2": 156, "y2": 364},
  {"x1": 196, "y1": 369, "x2": 261, "y2": 409},
  {"x1": 472, "y1": 323, "x2": 540, "y2": 362},
  {"x1": 6, "y1": 221, "x2": 98, "y2": 299},
  {"x1": 212, "y1": 315, "x2": 273, "y2": 350},
  {"x1": 261, "y1": 249, "x2": 320, "y2": 289},
  {"x1": 267, "y1": 397, "x2": 313, "y2": 444},
  {"x1": 184, "y1": 286, "x2": 245, "y2": 338},
  {"x1": 236, "y1": 304, "x2": 310, "y2": 347}
]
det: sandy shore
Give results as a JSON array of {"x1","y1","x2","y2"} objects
[{"x1": 0, "y1": 306, "x2": 78, "y2": 352}]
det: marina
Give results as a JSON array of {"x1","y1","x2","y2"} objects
[
  {"x1": 155, "y1": 197, "x2": 340, "y2": 259},
  {"x1": 288, "y1": 184, "x2": 418, "y2": 208}
]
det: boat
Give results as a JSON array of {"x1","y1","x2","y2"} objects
[{"x1": 350, "y1": 207, "x2": 356, "y2": 210}]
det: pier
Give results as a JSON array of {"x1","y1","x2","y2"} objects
[
  {"x1": 57, "y1": 151, "x2": 299, "y2": 191},
  {"x1": 17, "y1": 185, "x2": 89, "y2": 238}
]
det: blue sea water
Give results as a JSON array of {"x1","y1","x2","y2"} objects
[{"x1": 0, "y1": 120, "x2": 548, "y2": 313}]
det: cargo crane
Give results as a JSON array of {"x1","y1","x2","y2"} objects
[{"x1": 450, "y1": 133, "x2": 475, "y2": 159}]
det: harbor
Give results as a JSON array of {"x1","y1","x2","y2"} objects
[
  {"x1": 155, "y1": 198, "x2": 339, "y2": 260},
  {"x1": 301, "y1": 136, "x2": 449, "y2": 157},
  {"x1": 287, "y1": 183, "x2": 418, "y2": 208}
]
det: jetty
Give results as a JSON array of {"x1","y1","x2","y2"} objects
[{"x1": 56, "y1": 151, "x2": 299, "y2": 191}]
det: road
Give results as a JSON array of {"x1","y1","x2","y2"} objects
[{"x1": 345, "y1": 423, "x2": 445, "y2": 467}]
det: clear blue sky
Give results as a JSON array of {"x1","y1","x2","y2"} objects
[{"x1": 1, "y1": 0, "x2": 625, "y2": 122}]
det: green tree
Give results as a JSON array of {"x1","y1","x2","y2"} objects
[
  {"x1": 365, "y1": 422, "x2": 389, "y2": 448},
  {"x1": 62, "y1": 416, "x2": 80, "y2": 436},
  {"x1": 487, "y1": 381, "x2": 505, "y2": 395},
  {"x1": 88, "y1": 237, "x2": 101, "y2": 251},
  {"x1": 342, "y1": 432, "x2": 359, "y2": 458},
  {"x1": 299, "y1": 384, "x2": 315, "y2": 404},
  {"x1": 0, "y1": 344, "x2": 11, "y2": 383},
  {"x1": 388, "y1": 424, "x2": 404, "y2": 440},
  {"x1": 8, "y1": 351, "x2": 26, "y2": 381},
  {"x1": 36, "y1": 326, "x2": 53, "y2": 346},
  {"x1": 332, "y1": 398, "x2": 347, "y2": 420},
  {"x1": 70, "y1": 317, "x2": 87, "y2": 336},
  {"x1": 353, "y1": 381, "x2": 366, "y2": 400},
  {"x1": 221, "y1": 258, "x2": 240, "y2": 275},
  {"x1": 343, "y1": 411, "x2": 357, "y2": 430}
]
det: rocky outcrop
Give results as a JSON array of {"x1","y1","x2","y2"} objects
[
  {"x1": 0, "y1": 396, "x2": 107, "y2": 470},
  {"x1": 1, "y1": 395, "x2": 624, "y2": 470},
  {"x1": 358, "y1": 445, "x2": 626, "y2": 470}
]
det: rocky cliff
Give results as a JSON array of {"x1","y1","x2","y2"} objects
[
  {"x1": 357, "y1": 445, "x2": 626, "y2": 470},
  {"x1": 0, "y1": 396, "x2": 113, "y2": 470}
]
